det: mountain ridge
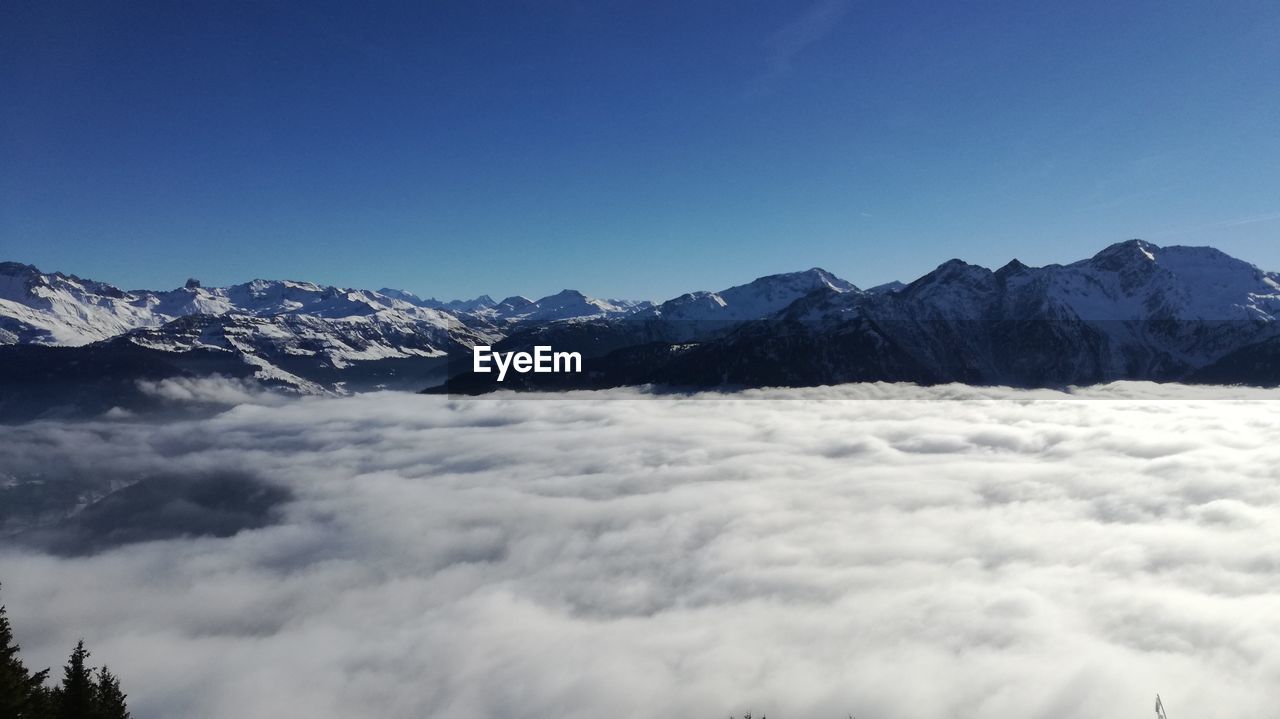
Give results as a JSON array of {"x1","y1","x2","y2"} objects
[{"x1": 3, "y1": 240, "x2": 1280, "y2": 418}]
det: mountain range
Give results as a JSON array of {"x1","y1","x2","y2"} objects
[{"x1": 2, "y1": 239, "x2": 1279, "y2": 419}]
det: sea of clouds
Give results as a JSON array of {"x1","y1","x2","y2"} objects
[{"x1": 2, "y1": 381, "x2": 1279, "y2": 718}]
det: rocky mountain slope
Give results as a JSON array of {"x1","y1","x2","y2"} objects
[
  {"x1": 438, "y1": 240, "x2": 1280, "y2": 393},
  {"x1": 0, "y1": 262, "x2": 647, "y2": 418},
  {"x1": 3, "y1": 240, "x2": 1279, "y2": 417}
]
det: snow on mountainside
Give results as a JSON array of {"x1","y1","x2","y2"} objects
[
  {"x1": 6, "y1": 240, "x2": 1280, "y2": 405},
  {"x1": 0, "y1": 262, "x2": 645, "y2": 398},
  {"x1": 479, "y1": 267, "x2": 867, "y2": 362},
  {"x1": 0, "y1": 262, "x2": 644, "y2": 349},
  {"x1": 789, "y1": 240, "x2": 1280, "y2": 325},
  {"x1": 124, "y1": 311, "x2": 494, "y2": 371},
  {"x1": 762, "y1": 240, "x2": 1280, "y2": 380},
  {"x1": 5, "y1": 242, "x2": 1276, "y2": 351},
  {"x1": 378, "y1": 288, "x2": 497, "y2": 313},
  {"x1": 440, "y1": 241, "x2": 1280, "y2": 394},
  {"x1": 0, "y1": 262, "x2": 170, "y2": 345},
  {"x1": 645, "y1": 267, "x2": 858, "y2": 323},
  {"x1": 487, "y1": 289, "x2": 650, "y2": 323},
  {"x1": 493, "y1": 295, "x2": 534, "y2": 314},
  {"x1": 373, "y1": 286, "x2": 647, "y2": 322},
  {"x1": 1056, "y1": 240, "x2": 1280, "y2": 321}
]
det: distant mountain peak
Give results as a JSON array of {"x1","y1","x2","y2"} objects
[
  {"x1": 914, "y1": 258, "x2": 993, "y2": 288},
  {"x1": 6, "y1": 241, "x2": 1280, "y2": 404},
  {"x1": 497, "y1": 295, "x2": 533, "y2": 308},
  {"x1": 0, "y1": 261, "x2": 40, "y2": 276},
  {"x1": 936, "y1": 258, "x2": 981, "y2": 271},
  {"x1": 997, "y1": 259, "x2": 1028, "y2": 275},
  {"x1": 868, "y1": 280, "x2": 906, "y2": 294},
  {"x1": 376, "y1": 289, "x2": 496, "y2": 312},
  {"x1": 1087, "y1": 238, "x2": 1159, "y2": 268},
  {"x1": 378, "y1": 287, "x2": 421, "y2": 302},
  {"x1": 750, "y1": 267, "x2": 858, "y2": 293}
]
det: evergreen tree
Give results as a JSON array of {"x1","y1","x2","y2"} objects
[
  {"x1": 0, "y1": 584, "x2": 52, "y2": 719},
  {"x1": 54, "y1": 640, "x2": 96, "y2": 719},
  {"x1": 94, "y1": 666, "x2": 130, "y2": 719}
]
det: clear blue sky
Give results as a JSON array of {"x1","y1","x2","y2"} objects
[{"x1": 3, "y1": 0, "x2": 1278, "y2": 301}]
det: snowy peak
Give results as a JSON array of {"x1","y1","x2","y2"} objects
[
  {"x1": 7, "y1": 242, "x2": 1280, "y2": 399},
  {"x1": 496, "y1": 289, "x2": 644, "y2": 323},
  {"x1": 4, "y1": 239, "x2": 1278, "y2": 366},
  {"x1": 0, "y1": 265, "x2": 483, "y2": 347},
  {"x1": 750, "y1": 267, "x2": 857, "y2": 295},
  {"x1": 1082, "y1": 238, "x2": 1159, "y2": 271},
  {"x1": 1, "y1": 261, "x2": 129, "y2": 305},
  {"x1": 377, "y1": 287, "x2": 426, "y2": 304},
  {"x1": 896, "y1": 259, "x2": 998, "y2": 315},
  {"x1": 650, "y1": 267, "x2": 859, "y2": 323},
  {"x1": 0, "y1": 261, "x2": 41, "y2": 289},
  {"x1": 495, "y1": 295, "x2": 533, "y2": 311},
  {"x1": 922, "y1": 258, "x2": 995, "y2": 283},
  {"x1": 1059, "y1": 240, "x2": 1280, "y2": 321},
  {"x1": 448, "y1": 295, "x2": 497, "y2": 312},
  {"x1": 221, "y1": 278, "x2": 341, "y2": 315},
  {"x1": 390, "y1": 291, "x2": 498, "y2": 313},
  {"x1": 0, "y1": 262, "x2": 162, "y2": 345}
]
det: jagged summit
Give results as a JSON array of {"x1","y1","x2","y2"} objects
[
  {"x1": 492, "y1": 288, "x2": 647, "y2": 323},
  {"x1": 755, "y1": 267, "x2": 858, "y2": 293},
  {"x1": 496, "y1": 295, "x2": 533, "y2": 309},
  {"x1": 643, "y1": 267, "x2": 860, "y2": 325},
  {"x1": 996, "y1": 259, "x2": 1029, "y2": 275},
  {"x1": 902, "y1": 258, "x2": 994, "y2": 296},
  {"x1": 4, "y1": 241, "x2": 1280, "y2": 401},
  {"x1": 0, "y1": 261, "x2": 40, "y2": 275},
  {"x1": 378, "y1": 287, "x2": 425, "y2": 303},
  {"x1": 1080, "y1": 238, "x2": 1159, "y2": 271},
  {"x1": 426, "y1": 295, "x2": 497, "y2": 312}
]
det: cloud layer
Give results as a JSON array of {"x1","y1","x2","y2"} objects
[{"x1": 2, "y1": 383, "x2": 1279, "y2": 718}]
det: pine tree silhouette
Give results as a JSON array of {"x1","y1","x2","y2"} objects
[
  {"x1": 54, "y1": 640, "x2": 96, "y2": 719},
  {"x1": 0, "y1": 583, "x2": 52, "y2": 718},
  {"x1": 94, "y1": 666, "x2": 130, "y2": 719}
]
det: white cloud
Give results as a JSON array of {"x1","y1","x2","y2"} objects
[
  {"x1": 136, "y1": 375, "x2": 290, "y2": 406},
  {"x1": 2, "y1": 384, "x2": 1279, "y2": 718}
]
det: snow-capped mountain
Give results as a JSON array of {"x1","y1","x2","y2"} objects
[
  {"x1": 441, "y1": 240, "x2": 1280, "y2": 393},
  {"x1": 1062, "y1": 241, "x2": 1280, "y2": 321},
  {"x1": 643, "y1": 267, "x2": 857, "y2": 323},
  {"x1": 0, "y1": 262, "x2": 462, "y2": 346},
  {"x1": 484, "y1": 267, "x2": 861, "y2": 359},
  {"x1": 484, "y1": 289, "x2": 651, "y2": 323},
  {"x1": 776, "y1": 240, "x2": 1280, "y2": 376},
  {"x1": 4, "y1": 239, "x2": 1280, "y2": 416},
  {"x1": 0, "y1": 262, "x2": 645, "y2": 413},
  {"x1": 377, "y1": 288, "x2": 498, "y2": 313},
  {"x1": 0, "y1": 262, "x2": 171, "y2": 345}
]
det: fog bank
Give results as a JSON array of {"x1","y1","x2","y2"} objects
[{"x1": 2, "y1": 383, "x2": 1278, "y2": 718}]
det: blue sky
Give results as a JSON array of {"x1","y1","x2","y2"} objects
[{"x1": 3, "y1": 0, "x2": 1278, "y2": 301}]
